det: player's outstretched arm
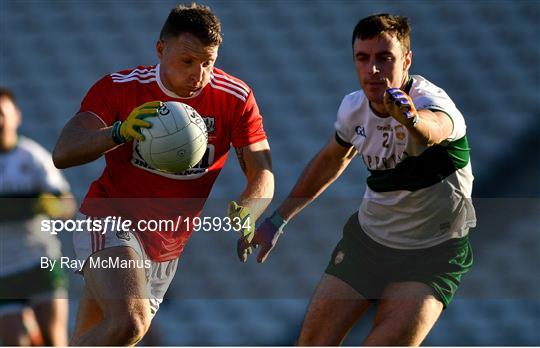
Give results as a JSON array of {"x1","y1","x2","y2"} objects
[
  {"x1": 250, "y1": 135, "x2": 357, "y2": 263},
  {"x1": 53, "y1": 112, "x2": 119, "y2": 169},
  {"x1": 229, "y1": 139, "x2": 274, "y2": 261},
  {"x1": 278, "y1": 135, "x2": 357, "y2": 221}
]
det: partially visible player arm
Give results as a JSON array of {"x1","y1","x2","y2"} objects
[
  {"x1": 53, "y1": 112, "x2": 119, "y2": 169},
  {"x1": 229, "y1": 139, "x2": 274, "y2": 262},
  {"x1": 250, "y1": 135, "x2": 357, "y2": 263},
  {"x1": 406, "y1": 109, "x2": 453, "y2": 146},
  {"x1": 234, "y1": 139, "x2": 274, "y2": 221},
  {"x1": 277, "y1": 135, "x2": 356, "y2": 221},
  {"x1": 384, "y1": 88, "x2": 453, "y2": 147}
]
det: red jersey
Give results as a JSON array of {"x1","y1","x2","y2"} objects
[{"x1": 78, "y1": 65, "x2": 266, "y2": 261}]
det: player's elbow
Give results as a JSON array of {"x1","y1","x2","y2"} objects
[
  {"x1": 115, "y1": 314, "x2": 150, "y2": 345},
  {"x1": 52, "y1": 143, "x2": 76, "y2": 169},
  {"x1": 101, "y1": 310, "x2": 151, "y2": 346},
  {"x1": 52, "y1": 146, "x2": 68, "y2": 169},
  {"x1": 52, "y1": 135, "x2": 80, "y2": 169}
]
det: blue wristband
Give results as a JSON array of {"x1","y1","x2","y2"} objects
[
  {"x1": 111, "y1": 120, "x2": 125, "y2": 144},
  {"x1": 269, "y1": 210, "x2": 287, "y2": 230}
]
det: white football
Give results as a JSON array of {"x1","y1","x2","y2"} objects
[{"x1": 138, "y1": 101, "x2": 207, "y2": 173}]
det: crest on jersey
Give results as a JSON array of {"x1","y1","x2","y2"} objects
[
  {"x1": 203, "y1": 117, "x2": 216, "y2": 134},
  {"x1": 334, "y1": 251, "x2": 345, "y2": 265},
  {"x1": 395, "y1": 125, "x2": 406, "y2": 141}
]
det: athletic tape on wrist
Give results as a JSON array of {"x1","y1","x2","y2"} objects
[
  {"x1": 270, "y1": 211, "x2": 287, "y2": 230},
  {"x1": 111, "y1": 120, "x2": 125, "y2": 144}
]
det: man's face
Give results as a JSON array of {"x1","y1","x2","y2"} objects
[
  {"x1": 157, "y1": 33, "x2": 219, "y2": 98},
  {"x1": 353, "y1": 32, "x2": 411, "y2": 105},
  {"x1": 0, "y1": 96, "x2": 20, "y2": 146}
]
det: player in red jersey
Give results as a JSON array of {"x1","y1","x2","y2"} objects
[{"x1": 53, "y1": 4, "x2": 274, "y2": 345}]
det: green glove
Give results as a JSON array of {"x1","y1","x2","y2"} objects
[
  {"x1": 112, "y1": 101, "x2": 162, "y2": 143},
  {"x1": 228, "y1": 201, "x2": 254, "y2": 262},
  {"x1": 33, "y1": 193, "x2": 66, "y2": 218}
]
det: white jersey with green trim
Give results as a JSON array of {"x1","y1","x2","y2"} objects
[
  {"x1": 0, "y1": 136, "x2": 70, "y2": 276},
  {"x1": 335, "y1": 75, "x2": 476, "y2": 249}
]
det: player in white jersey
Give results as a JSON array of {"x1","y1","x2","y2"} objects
[
  {"x1": 0, "y1": 88, "x2": 77, "y2": 345},
  {"x1": 248, "y1": 14, "x2": 475, "y2": 345}
]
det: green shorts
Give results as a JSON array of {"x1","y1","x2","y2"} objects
[
  {"x1": 0, "y1": 261, "x2": 68, "y2": 311},
  {"x1": 325, "y1": 213, "x2": 473, "y2": 308}
]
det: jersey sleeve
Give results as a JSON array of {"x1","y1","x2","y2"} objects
[
  {"x1": 79, "y1": 75, "x2": 119, "y2": 126},
  {"x1": 231, "y1": 90, "x2": 267, "y2": 148},
  {"x1": 32, "y1": 144, "x2": 70, "y2": 195},
  {"x1": 334, "y1": 95, "x2": 355, "y2": 146},
  {"x1": 412, "y1": 85, "x2": 467, "y2": 141}
]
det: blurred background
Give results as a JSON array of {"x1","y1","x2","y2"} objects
[{"x1": 1, "y1": 0, "x2": 539, "y2": 345}]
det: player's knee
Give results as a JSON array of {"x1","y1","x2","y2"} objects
[
  {"x1": 108, "y1": 310, "x2": 151, "y2": 345},
  {"x1": 298, "y1": 336, "x2": 332, "y2": 346},
  {"x1": 122, "y1": 316, "x2": 150, "y2": 344},
  {"x1": 298, "y1": 327, "x2": 337, "y2": 346}
]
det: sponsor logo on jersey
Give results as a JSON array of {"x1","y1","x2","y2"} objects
[
  {"x1": 131, "y1": 142, "x2": 214, "y2": 180},
  {"x1": 377, "y1": 125, "x2": 393, "y2": 132},
  {"x1": 355, "y1": 126, "x2": 367, "y2": 137}
]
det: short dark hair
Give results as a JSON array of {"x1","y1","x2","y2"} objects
[
  {"x1": 159, "y1": 3, "x2": 223, "y2": 46},
  {"x1": 0, "y1": 87, "x2": 16, "y2": 103},
  {"x1": 352, "y1": 14, "x2": 411, "y2": 52}
]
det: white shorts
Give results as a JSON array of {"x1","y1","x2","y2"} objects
[{"x1": 73, "y1": 213, "x2": 178, "y2": 316}]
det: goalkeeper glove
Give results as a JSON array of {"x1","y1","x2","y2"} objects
[
  {"x1": 384, "y1": 88, "x2": 419, "y2": 127},
  {"x1": 228, "y1": 201, "x2": 255, "y2": 262},
  {"x1": 111, "y1": 101, "x2": 162, "y2": 143},
  {"x1": 251, "y1": 211, "x2": 287, "y2": 263}
]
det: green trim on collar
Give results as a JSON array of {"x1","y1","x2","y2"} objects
[{"x1": 403, "y1": 76, "x2": 414, "y2": 94}]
